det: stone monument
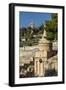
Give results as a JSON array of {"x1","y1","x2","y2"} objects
[{"x1": 34, "y1": 24, "x2": 50, "y2": 77}]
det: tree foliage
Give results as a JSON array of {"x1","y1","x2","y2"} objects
[{"x1": 45, "y1": 13, "x2": 58, "y2": 41}]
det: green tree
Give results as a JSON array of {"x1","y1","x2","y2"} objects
[
  {"x1": 39, "y1": 24, "x2": 44, "y2": 34},
  {"x1": 45, "y1": 13, "x2": 58, "y2": 42}
]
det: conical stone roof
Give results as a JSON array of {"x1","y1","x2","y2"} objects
[{"x1": 39, "y1": 28, "x2": 50, "y2": 44}]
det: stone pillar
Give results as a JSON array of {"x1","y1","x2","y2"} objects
[
  {"x1": 34, "y1": 59, "x2": 37, "y2": 76},
  {"x1": 34, "y1": 58, "x2": 36, "y2": 76},
  {"x1": 34, "y1": 58, "x2": 40, "y2": 76},
  {"x1": 43, "y1": 51, "x2": 48, "y2": 76},
  {"x1": 37, "y1": 60, "x2": 40, "y2": 76},
  {"x1": 39, "y1": 60, "x2": 44, "y2": 76}
]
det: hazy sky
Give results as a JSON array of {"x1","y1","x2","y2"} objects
[{"x1": 19, "y1": 12, "x2": 51, "y2": 28}]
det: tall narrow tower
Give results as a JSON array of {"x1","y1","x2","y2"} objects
[{"x1": 34, "y1": 24, "x2": 50, "y2": 77}]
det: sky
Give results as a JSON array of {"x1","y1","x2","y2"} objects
[{"x1": 19, "y1": 12, "x2": 51, "y2": 28}]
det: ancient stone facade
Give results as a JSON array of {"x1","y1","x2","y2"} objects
[{"x1": 19, "y1": 25, "x2": 58, "y2": 77}]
